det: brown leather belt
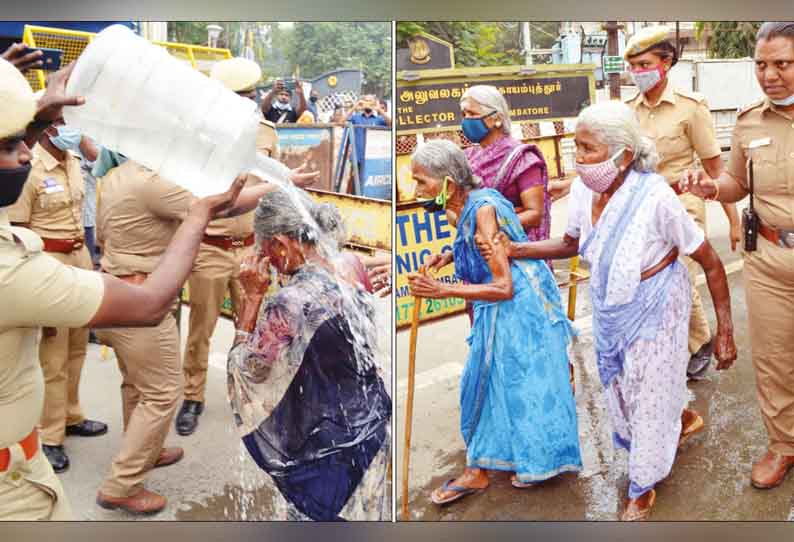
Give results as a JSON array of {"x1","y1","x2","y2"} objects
[
  {"x1": 640, "y1": 247, "x2": 679, "y2": 282},
  {"x1": 0, "y1": 428, "x2": 39, "y2": 472},
  {"x1": 42, "y1": 237, "x2": 84, "y2": 253},
  {"x1": 202, "y1": 234, "x2": 254, "y2": 251},
  {"x1": 759, "y1": 223, "x2": 794, "y2": 249}
]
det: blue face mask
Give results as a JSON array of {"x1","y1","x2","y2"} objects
[
  {"x1": 461, "y1": 110, "x2": 496, "y2": 143},
  {"x1": 771, "y1": 94, "x2": 794, "y2": 106},
  {"x1": 49, "y1": 125, "x2": 82, "y2": 152}
]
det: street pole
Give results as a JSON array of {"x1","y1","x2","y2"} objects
[
  {"x1": 605, "y1": 21, "x2": 621, "y2": 100},
  {"x1": 522, "y1": 22, "x2": 533, "y2": 66}
]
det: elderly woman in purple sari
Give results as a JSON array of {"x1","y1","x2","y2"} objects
[{"x1": 478, "y1": 101, "x2": 737, "y2": 520}]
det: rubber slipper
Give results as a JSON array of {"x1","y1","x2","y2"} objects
[
  {"x1": 620, "y1": 489, "x2": 656, "y2": 521},
  {"x1": 511, "y1": 479, "x2": 542, "y2": 489},
  {"x1": 430, "y1": 478, "x2": 483, "y2": 505},
  {"x1": 678, "y1": 414, "x2": 705, "y2": 449}
]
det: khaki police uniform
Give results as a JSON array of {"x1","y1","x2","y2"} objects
[
  {"x1": 94, "y1": 160, "x2": 195, "y2": 498},
  {"x1": 627, "y1": 83, "x2": 722, "y2": 355},
  {"x1": 6, "y1": 144, "x2": 94, "y2": 446},
  {"x1": 181, "y1": 120, "x2": 278, "y2": 403},
  {"x1": 0, "y1": 208, "x2": 104, "y2": 519},
  {"x1": 726, "y1": 98, "x2": 794, "y2": 456}
]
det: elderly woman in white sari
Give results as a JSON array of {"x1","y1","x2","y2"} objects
[{"x1": 478, "y1": 100, "x2": 737, "y2": 520}]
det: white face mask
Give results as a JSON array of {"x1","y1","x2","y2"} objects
[
  {"x1": 770, "y1": 94, "x2": 794, "y2": 106},
  {"x1": 575, "y1": 148, "x2": 626, "y2": 193},
  {"x1": 630, "y1": 66, "x2": 665, "y2": 94}
]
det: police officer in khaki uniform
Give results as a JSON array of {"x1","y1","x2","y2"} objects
[
  {"x1": 7, "y1": 117, "x2": 108, "y2": 474},
  {"x1": 683, "y1": 22, "x2": 794, "y2": 490},
  {"x1": 0, "y1": 58, "x2": 247, "y2": 520},
  {"x1": 94, "y1": 157, "x2": 279, "y2": 515},
  {"x1": 177, "y1": 58, "x2": 317, "y2": 435},
  {"x1": 625, "y1": 26, "x2": 742, "y2": 380}
]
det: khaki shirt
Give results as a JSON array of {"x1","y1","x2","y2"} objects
[
  {"x1": 97, "y1": 160, "x2": 195, "y2": 275},
  {"x1": 7, "y1": 144, "x2": 85, "y2": 240},
  {"x1": 627, "y1": 83, "x2": 722, "y2": 184},
  {"x1": 0, "y1": 208, "x2": 103, "y2": 447},
  {"x1": 726, "y1": 98, "x2": 794, "y2": 229},
  {"x1": 205, "y1": 119, "x2": 280, "y2": 238}
]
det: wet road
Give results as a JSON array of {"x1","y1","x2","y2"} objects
[
  {"x1": 395, "y1": 198, "x2": 794, "y2": 521},
  {"x1": 60, "y1": 294, "x2": 392, "y2": 521}
]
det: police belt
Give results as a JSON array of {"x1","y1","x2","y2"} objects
[
  {"x1": 759, "y1": 223, "x2": 794, "y2": 249},
  {"x1": 0, "y1": 428, "x2": 39, "y2": 472},
  {"x1": 202, "y1": 234, "x2": 254, "y2": 251},
  {"x1": 42, "y1": 237, "x2": 84, "y2": 253}
]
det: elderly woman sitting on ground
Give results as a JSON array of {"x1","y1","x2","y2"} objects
[{"x1": 478, "y1": 100, "x2": 737, "y2": 520}]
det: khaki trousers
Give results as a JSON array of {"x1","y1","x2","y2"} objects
[
  {"x1": 744, "y1": 236, "x2": 794, "y2": 455},
  {"x1": 183, "y1": 244, "x2": 246, "y2": 402},
  {"x1": 39, "y1": 246, "x2": 93, "y2": 445},
  {"x1": 0, "y1": 441, "x2": 72, "y2": 520},
  {"x1": 679, "y1": 193, "x2": 712, "y2": 354},
  {"x1": 95, "y1": 312, "x2": 182, "y2": 497}
]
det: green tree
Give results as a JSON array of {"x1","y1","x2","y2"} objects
[
  {"x1": 285, "y1": 22, "x2": 391, "y2": 98},
  {"x1": 695, "y1": 22, "x2": 762, "y2": 59}
]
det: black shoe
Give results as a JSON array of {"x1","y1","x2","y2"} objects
[
  {"x1": 42, "y1": 444, "x2": 70, "y2": 473},
  {"x1": 176, "y1": 400, "x2": 204, "y2": 436},
  {"x1": 687, "y1": 340, "x2": 713, "y2": 380},
  {"x1": 65, "y1": 419, "x2": 108, "y2": 437}
]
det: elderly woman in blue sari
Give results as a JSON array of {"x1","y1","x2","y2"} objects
[
  {"x1": 478, "y1": 101, "x2": 737, "y2": 520},
  {"x1": 227, "y1": 187, "x2": 391, "y2": 521},
  {"x1": 407, "y1": 139, "x2": 582, "y2": 505}
]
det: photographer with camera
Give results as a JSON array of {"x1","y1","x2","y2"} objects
[{"x1": 261, "y1": 78, "x2": 307, "y2": 124}]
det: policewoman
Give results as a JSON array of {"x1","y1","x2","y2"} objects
[
  {"x1": 625, "y1": 25, "x2": 742, "y2": 380},
  {"x1": 683, "y1": 22, "x2": 794, "y2": 489}
]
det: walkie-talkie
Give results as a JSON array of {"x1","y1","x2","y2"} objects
[{"x1": 742, "y1": 157, "x2": 759, "y2": 252}]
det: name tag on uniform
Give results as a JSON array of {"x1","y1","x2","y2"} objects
[
  {"x1": 42, "y1": 178, "x2": 64, "y2": 194},
  {"x1": 748, "y1": 137, "x2": 771, "y2": 149}
]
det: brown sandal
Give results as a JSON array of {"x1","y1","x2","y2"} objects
[
  {"x1": 620, "y1": 489, "x2": 656, "y2": 521},
  {"x1": 678, "y1": 410, "x2": 705, "y2": 449}
]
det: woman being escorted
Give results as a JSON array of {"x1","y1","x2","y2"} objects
[
  {"x1": 408, "y1": 139, "x2": 581, "y2": 505},
  {"x1": 227, "y1": 188, "x2": 391, "y2": 521},
  {"x1": 480, "y1": 101, "x2": 737, "y2": 520}
]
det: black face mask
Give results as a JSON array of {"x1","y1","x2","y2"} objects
[
  {"x1": 309, "y1": 96, "x2": 318, "y2": 103},
  {"x1": 0, "y1": 164, "x2": 32, "y2": 207},
  {"x1": 420, "y1": 198, "x2": 445, "y2": 214}
]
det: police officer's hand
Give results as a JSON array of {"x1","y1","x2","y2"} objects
[
  {"x1": 729, "y1": 218, "x2": 742, "y2": 252},
  {"x1": 193, "y1": 174, "x2": 247, "y2": 221},
  {"x1": 2, "y1": 43, "x2": 43, "y2": 73},
  {"x1": 680, "y1": 169, "x2": 718, "y2": 201},
  {"x1": 475, "y1": 231, "x2": 511, "y2": 260},
  {"x1": 239, "y1": 252, "x2": 271, "y2": 300},
  {"x1": 289, "y1": 162, "x2": 320, "y2": 187},
  {"x1": 35, "y1": 62, "x2": 85, "y2": 123},
  {"x1": 714, "y1": 325, "x2": 738, "y2": 370}
]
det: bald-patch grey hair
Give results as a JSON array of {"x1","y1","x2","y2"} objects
[
  {"x1": 576, "y1": 100, "x2": 659, "y2": 173},
  {"x1": 253, "y1": 186, "x2": 321, "y2": 245},
  {"x1": 460, "y1": 85, "x2": 512, "y2": 135},
  {"x1": 411, "y1": 139, "x2": 481, "y2": 191}
]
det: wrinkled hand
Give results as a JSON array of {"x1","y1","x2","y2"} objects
[
  {"x1": 35, "y1": 62, "x2": 85, "y2": 123},
  {"x1": 2, "y1": 43, "x2": 43, "y2": 73},
  {"x1": 679, "y1": 169, "x2": 718, "y2": 200},
  {"x1": 407, "y1": 272, "x2": 446, "y2": 299},
  {"x1": 289, "y1": 161, "x2": 320, "y2": 187},
  {"x1": 194, "y1": 175, "x2": 246, "y2": 220},
  {"x1": 713, "y1": 325, "x2": 738, "y2": 370},
  {"x1": 368, "y1": 264, "x2": 391, "y2": 298},
  {"x1": 239, "y1": 252, "x2": 271, "y2": 299},
  {"x1": 424, "y1": 252, "x2": 452, "y2": 273}
]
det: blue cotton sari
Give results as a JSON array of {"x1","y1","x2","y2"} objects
[{"x1": 453, "y1": 188, "x2": 582, "y2": 483}]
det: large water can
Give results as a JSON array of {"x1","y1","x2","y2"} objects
[{"x1": 63, "y1": 24, "x2": 286, "y2": 196}]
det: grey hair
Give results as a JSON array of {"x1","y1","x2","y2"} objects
[
  {"x1": 253, "y1": 187, "x2": 321, "y2": 245},
  {"x1": 576, "y1": 100, "x2": 659, "y2": 173},
  {"x1": 411, "y1": 139, "x2": 481, "y2": 191},
  {"x1": 757, "y1": 22, "x2": 794, "y2": 43},
  {"x1": 460, "y1": 85, "x2": 511, "y2": 134}
]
